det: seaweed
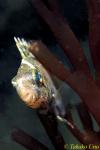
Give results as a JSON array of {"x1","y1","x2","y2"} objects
[{"x1": 12, "y1": 0, "x2": 100, "y2": 149}]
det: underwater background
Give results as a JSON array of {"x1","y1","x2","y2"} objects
[{"x1": 0, "y1": 0, "x2": 99, "y2": 149}]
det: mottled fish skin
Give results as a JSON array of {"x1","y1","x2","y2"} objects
[{"x1": 12, "y1": 37, "x2": 58, "y2": 109}]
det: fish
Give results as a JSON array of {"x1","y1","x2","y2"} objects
[{"x1": 11, "y1": 37, "x2": 65, "y2": 116}]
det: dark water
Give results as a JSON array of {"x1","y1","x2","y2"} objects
[{"x1": 0, "y1": 0, "x2": 98, "y2": 149}]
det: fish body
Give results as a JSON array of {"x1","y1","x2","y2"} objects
[{"x1": 12, "y1": 38, "x2": 59, "y2": 109}]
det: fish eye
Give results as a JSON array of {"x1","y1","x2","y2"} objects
[
  {"x1": 35, "y1": 72, "x2": 41, "y2": 82},
  {"x1": 34, "y1": 71, "x2": 43, "y2": 86}
]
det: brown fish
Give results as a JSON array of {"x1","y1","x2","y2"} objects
[{"x1": 12, "y1": 37, "x2": 58, "y2": 109}]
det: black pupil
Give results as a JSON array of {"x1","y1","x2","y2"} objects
[{"x1": 35, "y1": 71, "x2": 41, "y2": 85}]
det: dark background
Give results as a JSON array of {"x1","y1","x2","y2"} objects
[{"x1": 0, "y1": 0, "x2": 93, "y2": 149}]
